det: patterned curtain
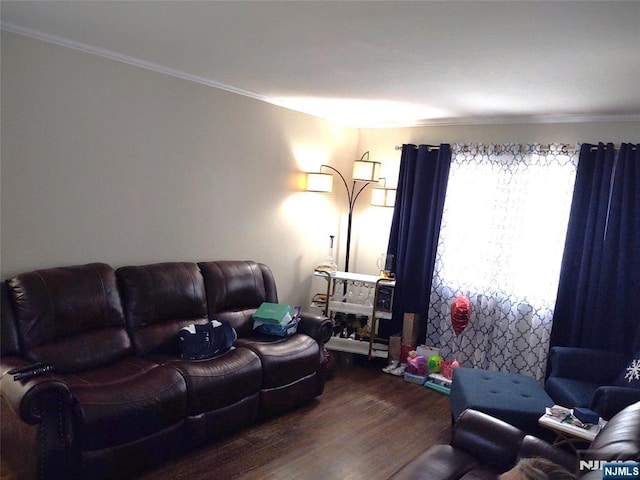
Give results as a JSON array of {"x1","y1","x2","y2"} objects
[{"x1": 425, "y1": 143, "x2": 578, "y2": 381}]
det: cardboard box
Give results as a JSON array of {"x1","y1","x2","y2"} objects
[
  {"x1": 425, "y1": 373, "x2": 452, "y2": 396},
  {"x1": 256, "y1": 317, "x2": 299, "y2": 337},
  {"x1": 253, "y1": 303, "x2": 294, "y2": 326},
  {"x1": 403, "y1": 372, "x2": 426, "y2": 385},
  {"x1": 403, "y1": 313, "x2": 420, "y2": 347},
  {"x1": 388, "y1": 333, "x2": 402, "y2": 361},
  {"x1": 416, "y1": 345, "x2": 441, "y2": 361},
  {"x1": 428, "y1": 372, "x2": 452, "y2": 387}
]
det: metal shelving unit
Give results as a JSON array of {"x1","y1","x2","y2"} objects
[{"x1": 313, "y1": 271, "x2": 395, "y2": 359}]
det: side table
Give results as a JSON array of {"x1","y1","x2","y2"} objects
[{"x1": 538, "y1": 405, "x2": 607, "y2": 452}]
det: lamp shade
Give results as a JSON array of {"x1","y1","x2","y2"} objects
[
  {"x1": 352, "y1": 160, "x2": 381, "y2": 182},
  {"x1": 306, "y1": 172, "x2": 333, "y2": 192},
  {"x1": 371, "y1": 187, "x2": 396, "y2": 207}
]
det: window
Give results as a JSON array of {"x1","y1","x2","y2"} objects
[{"x1": 426, "y1": 144, "x2": 577, "y2": 380}]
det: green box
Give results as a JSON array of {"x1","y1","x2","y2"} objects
[
  {"x1": 256, "y1": 317, "x2": 300, "y2": 337},
  {"x1": 253, "y1": 303, "x2": 295, "y2": 326}
]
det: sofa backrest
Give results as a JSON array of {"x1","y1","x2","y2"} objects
[
  {"x1": 5, "y1": 263, "x2": 131, "y2": 372},
  {"x1": 198, "y1": 261, "x2": 278, "y2": 338},
  {"x1": 116, "y1": 262, "x2": 209, "y2": 356},
  {"x1": 586, "y1": 400, "x2": 640, "y2": 461},
  {"x1": 1, "y1": 283, "x2": 21, "y2": 357}
]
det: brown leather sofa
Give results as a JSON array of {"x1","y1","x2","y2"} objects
[
  {"x1": 389, "y1": 401, "x2": 640, "y2": 479},
  {"x1": 1, "y1": 260, "x2": 332, "y2": 480}
]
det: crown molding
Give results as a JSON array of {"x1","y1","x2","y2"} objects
[
  {"x1": 0, "y1": 21, "x2": 274, "y2": 105},
  {"x1": 3, "y1": 21, "x2": 639, "y2": 130},
  {"x1": 318, "y1": 113, "x2": 640, "y2": 129},
  {"x1": 402, "y1": 113, "x2": 640, "y2": 129}
]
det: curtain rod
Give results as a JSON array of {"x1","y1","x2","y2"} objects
[
  {"x1": 394, "y1": 143, "x2": 629, "y2": 153},
  {"x1": 394, "y1": 144, "x2": 440, "y2": 151}
]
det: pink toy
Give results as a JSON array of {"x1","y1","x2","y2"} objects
[
  {"x1": 441, "y1": 359, "x2": 461, "y2": 380},
  {"x1": 406, "y1": 351, "x2": 426, "y2": 375}
]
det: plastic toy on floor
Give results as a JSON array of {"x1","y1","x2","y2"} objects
[
  {"x1": 441, "y1": 359, "x2": 461, "y2": 380},
  {"x1": 406, "y1": 350, "x2": 426, "y2": 375},
  {"x1": 428, "y1": 355, "x2": 444, "y2": 373}
]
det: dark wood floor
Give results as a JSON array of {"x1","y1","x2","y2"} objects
[{"x1": 2, "y1": 353, "x2": 454, "y2": 480}]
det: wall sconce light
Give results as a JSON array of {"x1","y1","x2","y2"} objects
[
  {"x1": 370, "y1": 178, "x2": 396, "y2": 207},
  {"x1": 305, "y1": 151, "x2": 381, "y2": 272}
]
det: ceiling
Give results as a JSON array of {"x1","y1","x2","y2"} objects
[{"x1": 2, "y1": 1, "x2": 639, "y2": 128}]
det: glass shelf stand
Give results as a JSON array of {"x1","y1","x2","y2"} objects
[{"x1": 313, "y1": 271, "x2": 395, "y2": 359}]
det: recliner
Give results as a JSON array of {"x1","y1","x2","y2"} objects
[
  {"x1": 545, "y1": 346, "x2": 640, "y2": 420},
  {"x1": 2, "y1": 263, "x2": 190, "y2": 479},
  {"x1": 198, "y1": 260, "x2": 328, "y2": 418},
  {"x1": 389, "y1": 401, "x2": 640, "y2": 479},
  {"x1": 116, "y1": 262, "x2": 264, "y2": 449}
]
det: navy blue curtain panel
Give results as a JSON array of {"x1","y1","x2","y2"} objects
[
  {"x1": 550, "y1": 143, "x2": 640, "y2": 354},
  {"x1": 385, "y1": 144, "x2": 451, "y2": 343}
]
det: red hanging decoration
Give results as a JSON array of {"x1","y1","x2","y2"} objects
[{"x1": 451, "y1": 295, "x2": 471, "y2": 336}]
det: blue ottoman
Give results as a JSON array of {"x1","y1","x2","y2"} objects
[{"x1": 450, "y1": 367, "x2": 554, "y2": 439}]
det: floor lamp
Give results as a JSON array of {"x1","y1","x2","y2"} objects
[{"x1": 305, "y1": 152, "x2": 382, "y2": 272}]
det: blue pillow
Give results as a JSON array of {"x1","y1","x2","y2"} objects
[{"x1": 615, "y1": 352, "x2": 640, "y2": 389}]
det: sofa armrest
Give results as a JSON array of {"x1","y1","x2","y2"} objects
[
  {"x1": 388, "y1": 444, "x2": 480, "y2": 480},
  {"x1": 450, "y1": 409, "x2": 525, "y2": 471},
  {"x1": 296, "y1": 312, "x2": 333, "y2": 344},
  {"x1": 548, "y1": 347, "x2": 628, "y2": 383},
  {"x1": 1, "y1": 357, "x2": 74, "y2": 424},
  {"x1": 2, "y1": 358, "x2": 78, "y2": 480},
  {"x1": 590, "y1": 386, "x2": 640, "y2": 420}
]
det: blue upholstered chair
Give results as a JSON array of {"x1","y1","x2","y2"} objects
[{"x1": 544, "y1": 346, "x2": 640, "y2": 420}]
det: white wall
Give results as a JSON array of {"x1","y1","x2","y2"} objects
[
  {"x1": 2, "y1": 31, "x2": 638, "y2": 310},
  {"x1": 0, "y1": 32, "x2": 361, "y2": 310}
]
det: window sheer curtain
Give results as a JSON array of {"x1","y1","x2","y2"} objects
[{"x1": 425, "y1": 143, "x2": 578, "y2": 381}]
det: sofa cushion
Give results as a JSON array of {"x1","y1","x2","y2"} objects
[
  {"x1": 150, "y1": 347, "x2": 262, "y2": 447},
  {"x1": 235, "y1": 334, "x2": 323, "y2": 417},
  {"x1": 614, "y1": 352, "x2": 640, "y2": 389},
  {"x1": 236, "y1": 334, "x2": 319, "y2": 389},
  {"x1": 65, "y1": 357, "x2": 187, "y2": 451},
  {"x1": 6, "y1": 263, "x2": 131, "y2": 372},
  {"x1": 116, "y1": 262, "x2": 209, "y2": 356},
  {"x1": 198, "y1": 261, "x2": 278, "y2": 337},
  {"x1": 158, "y1": 347, "x2": 262, "y2": 416}
]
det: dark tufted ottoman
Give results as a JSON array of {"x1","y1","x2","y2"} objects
[{"x1": 450, "y1": 367, "x2": 554, "y2": 439}]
